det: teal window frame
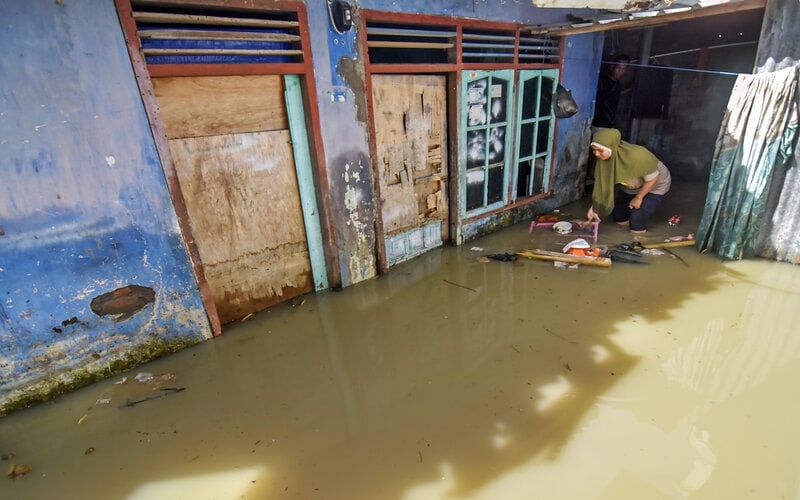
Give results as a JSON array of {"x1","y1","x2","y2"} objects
[
  {"x1": 460, "y1": 69, "x2": 515, "y2": 218},
  {"x1": 459, "y1": 68, "x2": 559, "y2": 218},
  {"x1": 512, "y1": 69, "x2": 559, "y2": 201}
]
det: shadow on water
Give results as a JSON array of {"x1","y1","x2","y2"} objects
[{"x1": 0, "y1": 181, "x2": 777, "y2": 499}]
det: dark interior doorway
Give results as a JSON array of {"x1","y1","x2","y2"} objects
[{"x1": 597, "y1": 8, "x2": 766, "y2": 182}]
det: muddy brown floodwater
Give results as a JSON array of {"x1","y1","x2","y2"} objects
[{"x1": 2, "y1": 181, "x2": 799, "y2": 499}]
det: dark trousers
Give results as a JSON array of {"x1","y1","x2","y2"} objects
[{"x1": 611, "y1": 188, "x2": 665, "y2": 231}]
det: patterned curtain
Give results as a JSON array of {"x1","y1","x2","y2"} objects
[{"x1": 696, "y1": 66, "x2": 798, "y2": 260}]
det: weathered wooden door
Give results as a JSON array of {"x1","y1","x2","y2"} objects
[
  {"x1": 153, "y1": 75, "x2": 314, "y2": 324},
  {"x1": 371, "y1": 75, "x2": 449, "y2": 266}
]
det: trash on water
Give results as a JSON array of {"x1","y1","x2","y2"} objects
[
  {"x1": 562, "y1": 238, "x2": 590, "y2": 253},
  {"x1": 553, "y1": 221, "x2": 573, "y2": 234},
  {"x1": 563, "y1": 238, "x2": 601, "y2": 257},
  {"x1": 7, "y1": 463, "x2": 32, "y2": 480},
  {"x1": 554, "y1": 261, "x2": 579, "y2": 270},
  {"x1": 487, "y1": 253, "x2": 517, "y2": 262},
  {"x1": 119, "y1": 387, "x2": 186, "y2": 409},
  {"x1": 134, "y1": 372, "x2": 154, "y2": 383}
]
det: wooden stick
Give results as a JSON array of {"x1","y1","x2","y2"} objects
[
  {"x1": 640, "y1": 239, "x2": 695, "y2": 249},
  {"x1": 517, "y1": 249, "x2": 612, "y2": 267}
]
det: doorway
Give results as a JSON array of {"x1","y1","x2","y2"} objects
[
  {"x1": 153, "y1": 74, "x2": 316, "y2": 324},
  {"x1": 371, "y1": 74, "x2": 450, "y2": 266}
]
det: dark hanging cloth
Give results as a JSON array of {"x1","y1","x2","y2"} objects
[{"x1": 696, "y1": 66, "x2": 798, "y2": 260}]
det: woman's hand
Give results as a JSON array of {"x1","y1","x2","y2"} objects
[
  {"x1": 587, "y1": 207, "x2": 601, "y2": 223},
  {"x1": 629, "y1": 196, "x2": 643, "y2": 210}
]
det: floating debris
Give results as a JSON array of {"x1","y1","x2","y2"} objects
[
  {"x1": 487, "y1": 252, "x2": 517, "y2": 262},
  {"x1": 7, "y1": 463, "x2": 31, "y2": 480},
  {"x1": 443, "y1": 279, "x2": 477, "y2": 293},
  {"x1": 554, "y1": 261, "x2": 579, "y2": 270},
  {"x1": 134, "y1": 373, "x2": 154, "y2": 383},
  {"x1": 119, "y1": 387, "x2": 186, "y2": 408}
]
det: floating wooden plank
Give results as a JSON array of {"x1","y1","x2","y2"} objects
[
  {"x1": 133, "y1": 11, "x2": 299, "y2": 29},
  {"x1": 517, "y1": 249, "x2": 612, "y2": 267},
  {"x1": 152, "y1": 75, "x2": 288, "y2": 139}
]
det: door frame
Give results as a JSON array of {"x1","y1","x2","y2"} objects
[{"x1": 115, "y1": 0, "x2": 334, "y2": 335}]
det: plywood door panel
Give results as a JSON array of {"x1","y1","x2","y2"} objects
[
  {"x1": 153, "y1": 75, "x2": 288, "y2": 139},
  {"x1": 169, "y1": 130, "x2": 313, "y2": 323},
  {"x1": 372, "y1": 75, "x2": 449, "y2": 238}
]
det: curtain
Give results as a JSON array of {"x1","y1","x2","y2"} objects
[{"x1": 696, "y1": 66, "x2": 798, "y2": 260}]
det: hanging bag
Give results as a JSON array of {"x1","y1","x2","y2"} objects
[{"x1": 554, "y1": 84, "x2": 579, "y2": 118}]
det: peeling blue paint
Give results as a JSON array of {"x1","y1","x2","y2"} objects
[{"x1": 0, "y1": 0, "x2": 211, "y2": 408}]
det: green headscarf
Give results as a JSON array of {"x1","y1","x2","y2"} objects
[{"x1": 591, "y1": 128, "x2": 659, "y2": 215}]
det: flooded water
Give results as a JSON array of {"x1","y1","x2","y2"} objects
[{"x1": 2, "y1": 182, "x2": 800, "y2": 499}]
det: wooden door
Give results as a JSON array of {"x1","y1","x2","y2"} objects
[
  {"x1": 153, "y1": 75, "x2": 313, "y2": 324},
  {"x1": 371, "y1": 75, "x2": 449, "y2": 265}
]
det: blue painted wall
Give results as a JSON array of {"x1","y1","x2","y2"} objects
[
  {"x1": 0, "y1": 0, "x2": 212, "y2": 413},
  {"x1": 307, "y1": 1, "x2": 379, "y2": 287},
  {"x1": 549, "y1": 32, "x2": 604, "y2": 204}
]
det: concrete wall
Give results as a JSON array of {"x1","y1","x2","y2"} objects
[
  {"x1": 753, "y1": 0, "x2": 800, "y2": 263},
  {"x1": 0, "y1": 0, "x2": 212, "y2": 415},
  {"x1": 306, "y1": 2, "x2": 378, "y2": 287},
  {"x1": 644, "y1": 46, "x2": 758, "y2": 180},
  {"x1": 755, "y1": 0, "x2": 800, "y2": 71},
  {"x1": 592, "y1": 16, "x2": 763, "y2": 181}
]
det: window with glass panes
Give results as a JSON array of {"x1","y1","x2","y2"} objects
[
  {"x1": 513, "y1": 69, "x2": 558, "y2": 200},
  {"x1": 461, "y1": 68, "x2": 558, "y2": 217},
  {"x1": 462, "y1": 70, "x2": 514, "y2": 215}
]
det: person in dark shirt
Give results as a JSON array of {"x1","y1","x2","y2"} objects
[{"x1": 592, "y1": 55, "x2": 631, "y2": 128}]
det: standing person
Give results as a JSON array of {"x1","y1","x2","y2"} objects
[
  {"x1": 586, "y1": 128, "x2": 671, "y2": 234},
  {"x1": 592, "y1": 55, "x2": 630, "y2": 129}
]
